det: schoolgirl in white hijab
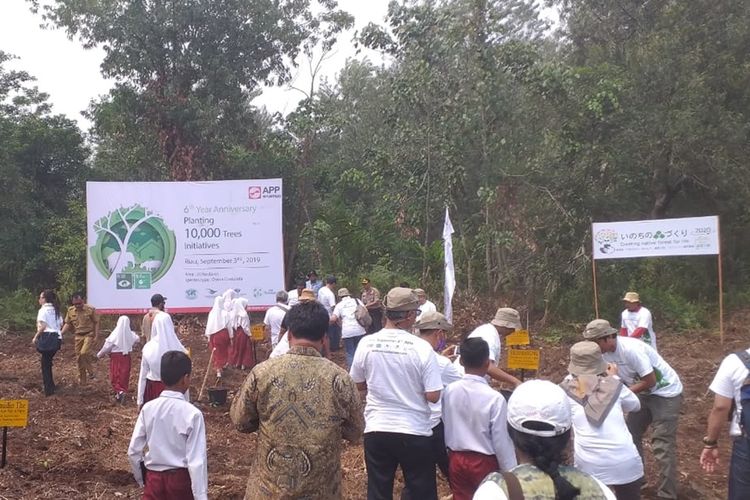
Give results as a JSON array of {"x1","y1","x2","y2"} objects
[
  {"x1": 97, "y1": 316, "x2": 140, "y2": 403},
  {"x1": 137, "y1": 312, "x2": 186, "y2": 405},
  {"x1": 206, "y1": 295, "x2": 232, "y2": 379}
]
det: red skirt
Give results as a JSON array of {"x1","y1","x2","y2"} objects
[
  {"x1": 143, "y1": 379, "x2": 166, "y2": 405},
  {"x1": 143, "y1": 468, "x2": 194, "y2": 500},
  {"x1": 229, "y1": 327, "x2": 255, "y2": 368},
  {"x1": 208, "y1": 329, "x2": 231, "y2": 371},
  {"x1": 448, "y1": 450, "x2": 500, "y2": 500},
  {"x1": 109, "y1": 352, "x2": 131, "y2": 394}
]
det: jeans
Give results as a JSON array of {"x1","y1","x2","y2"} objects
[
  {"x1": 729, "y1": 437, "x2": 750, "y2": 500},
  {"x1": 40, "y1": 348, "x2": 58, "y2": 396},
  {"x1": 627, "y1": 393, "x2": 682, "y2": 499},
  {"x1": 327, "y1": 324, "x2": 341, "y2": 351},
  {"x1": 343, "y1": 335, "x2": 364, "y2": 368},
  {"x1": 364, "y1": 432, "x2": 438, "y2": 500}
]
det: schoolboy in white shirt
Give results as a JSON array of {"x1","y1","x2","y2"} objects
[
  {"x1": 442, "y1": 337, "x2": 517, "y2": 500},
  {"x1": 128, "y1": 351, "x2": 208, "y2": 500}
]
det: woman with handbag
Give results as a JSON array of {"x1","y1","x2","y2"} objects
[{"x1": 32, "y1": 289, "x2": 63, "y2": 396}]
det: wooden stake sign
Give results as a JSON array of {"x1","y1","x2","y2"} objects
[
  {"x1": 507, "y1": 349, "x2": 541, "y2": 371},
  {"x1": 505, "y1": 330, "x2": 531, "y2": 347},
  {"x1": 0, "y1": 399, "x2": 29, "y2": 468}
]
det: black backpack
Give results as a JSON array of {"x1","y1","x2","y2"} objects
[{"x1": 735, "y1": 351, "x2": 750, "y2": 436}]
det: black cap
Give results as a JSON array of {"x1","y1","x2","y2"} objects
[
  {"x1": 295, "y1": 278, "x2": 306, "y2": 287},
  {"x1": 150, "y1": 293, "x2": 166, "y2": 306},
  {"x1": 325, "y1": 275, "x2": 337, "y2": 284},
  {"x1": 308, "y1": 270, "x2": 318, "y2": 277}
]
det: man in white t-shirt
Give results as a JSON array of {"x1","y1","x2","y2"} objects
[
  {"x1": 413, "y1": 311, "x2": 462, "y2": 485},
  {"x1": 620, "y1": 291, "x2": 657, "y2": 350},
  {"x1": 414, "y1": 288, "x2": 437, "y2": 321},
  {"x1": 317, "y1": 275, "x2": 340, "y2": 351},
  {"x1": 350, "y1": 287, "x2": 443, "y2": 500},
  {"x1": 331, "y1": 288, "x2": 366, "y2": 368},
  {"x1": 286, "y1": 279, "x2": 306, "y2": 307},
  {"x1": 263, "y1": 291, "x2": 289, "y2": 347},
  {"x1": 700, "y1": 346, "x2": 750, "y2": 499},
  {"x1": 584, "y1": 319, "x2": 682, "y2": 499},
  {"x1": 453, "y1": 308, "x2": 523, "y2": 388}
]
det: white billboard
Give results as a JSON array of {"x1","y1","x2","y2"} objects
[
  {"x1": 86, "y1": 180, "x2": 284, "y2": 313},
  {"x1": 592, "y1": 215, "x2": 719, "y2": 260}
]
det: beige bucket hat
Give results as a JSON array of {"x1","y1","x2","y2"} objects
[{"x1": 490, "y1": 307, "x2": 522, "y2": 329}]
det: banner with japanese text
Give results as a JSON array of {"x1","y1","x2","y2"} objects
[
  {"x1": 86, "y1": 180, "x2": 284, "y2": 313},
  {"x1": 592, "y1": 216, "x2": 719, "y2": 260}
]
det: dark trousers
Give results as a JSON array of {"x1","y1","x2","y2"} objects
[
  {"x1": 364, "y1": 431, "x2": 437, "y2": 500},
  {"x1": 368, "y1": 309, "x2": 383, "y2": 334},
  {"x1": 327, "y1": 324, "x2": 341, "y2": 351},
  {"x1": 143, "y1": 468, "x2": 194, "y2": 500},
  {"x1": 40, "y1": 348, "x2": 58, "y2": 396},
  {"x1": 343, "y1": 335, "x2": 364, "y2": 368},
  {"x1": 610, "y1": 477, "x2": 643, "y2": 500},
  {"x1": 730, "y1": 437, "x2": 750, "y2": 500},
  {"x1": 400, "y1": 421, "x2": 449, "y2": 500}
]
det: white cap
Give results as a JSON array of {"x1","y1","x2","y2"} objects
[{"x1": 507, "y1": 380, "x2": 572, "y2": 437}]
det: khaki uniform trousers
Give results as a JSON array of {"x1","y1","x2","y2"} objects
[{"x1": 74, "y1": 332, "x2": 96, "y2": 383}]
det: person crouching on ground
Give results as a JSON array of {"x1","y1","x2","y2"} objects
[
  {"x1": 128, "y1": 351, "x2": 207, "y2": 500},
  {"x1": 473, "y1": 380, "x2": 616, "y2": 499},
  {"x1": 443, "y1": 338, "x2": 517, "y2": 500},
  {"x1": 97, "y1": 315, "x2": 140, "y2": 404},
  {"x1": 560, "y1": 341, "x2": 644, "y2": 499}
]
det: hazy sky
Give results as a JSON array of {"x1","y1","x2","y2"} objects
[{"x1": 0, "y1": 0, "x2": 553, "y2": 129}]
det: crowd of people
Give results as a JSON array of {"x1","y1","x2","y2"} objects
[{"x1": 31, "y1": 283, "x2": 750, "y2": 499}]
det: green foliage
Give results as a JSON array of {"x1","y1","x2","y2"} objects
[{"x1": 0, "y1": 289, "x2": 37, "y2": 333}]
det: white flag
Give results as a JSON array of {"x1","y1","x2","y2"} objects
[{"x1": 443, "y1": 207, "x2": 456, "y2": 323}]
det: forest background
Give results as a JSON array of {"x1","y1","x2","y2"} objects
[{"x1": 2, "y1": 0, "x2": 749, "y2": 334}]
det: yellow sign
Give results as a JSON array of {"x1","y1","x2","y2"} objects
[
  {"x1": 507, "y1": 349, "x2": 540, "y2": 370},
  {"x1": 250, "y1": 324, "x2": 265, "y2": 341},
  {"x1": 0, "y1": 400, "x2": 29, "y2": 428},
  {"x1": 506, "y1": 329, "x2": 531, "y2": 346}
]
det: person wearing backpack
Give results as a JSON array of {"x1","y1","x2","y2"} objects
[
  {"x1": 331, "y1": 288, "x2": 367, "y2": 368},
  {"x1": 700, "y1": 346, "x2": 750, "y2": 499}
]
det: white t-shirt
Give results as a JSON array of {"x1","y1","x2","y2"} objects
[
  {"x1": 564, "y1": 375, "x2": 644, "y2": 485},
  {"x1": 287, "y1": 289, "x2": 300, "y2": 307},
  {"x1": 263, "y1": 303, "x2": 288, "y2": 346},
  {"x1": 453, "y1": 323, "x2": 502, "y2": 376},
  {"x1": 602, "y1": 336, "x2": 682, "y2": 398},
  {"x1": 269, "y1": 333, "x2": 289, "y2": 358},
  {"x1": 416, "y1": 300, "x2": 437, "y2": 320},
  {"x1": 350, "y1": 328, "x2": 443, "y2": 436},
  {"x1": 443, "y1": 374, "x2": 517, "y2": 471},
  {"x1": 621, "y1": 306, "x2": 657, "y2": 350},
  {"x1": 317, "y1": 286, "x2": 336, "y2": 316},
  {"x1": 473, "y1": 469, "x2": 616, "y2": 500},
  {"x1": 37, "y1": 304, "x2": 63, "y2": 338},
  {"x1": 708, "y1": 348, "x2": 750, "y2": 436},
  {"x1": 332, "y1": 297, "x2": 366, "y2": 339},
  {"x1": 429, "y1": 355, "x2": 463, "y2": 427}
]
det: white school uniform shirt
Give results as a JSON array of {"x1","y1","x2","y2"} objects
[
  {"x1": 453, "y1": 323, "x2": 502, "y2": 376},
  {"x1": 37, "y1": 304, "x2": 63, "y2": 338},
  {"x1": 709, "y1": 347, "x2": 750, "y2": 436},
  {"x1": 428, "y1": 355, "x2": 463, "y2": 428},
  {"x1": 442, "y1": 374, "x2": 517, "y2": 471},
  {"x1": 98, "y1": 316, "x2": 140, "y2": 358},
  {"x1": 127, "y1": 390, "x2": 208, "y2": 500},
  {"x1": 563, "y1": 375, "x2": 644, "y2": 485},
  {"x1": 332, "y1": 296, "x2": 366, "y2": 339},
  {"x1": 350, "y1": 328, "x2": 443, "y2": 436},
  {"x1": 263, "y1": 303, "x2": 289, "y2": 346},
  {"x1": 269, "y1": 332, "x2": 290, "y2": 358},
  {"x1": 621, "y1": 306, "x2": 657, "y2": 350},
  {"x1": 603, "y1": 336, "x2": 682, "y2": 398},
  {"x1": 317, "y1": 286, "x2": 336, "y2": 316},
  {"x1": 137, "y1": 312, "x2": 187, "y2": 405}
]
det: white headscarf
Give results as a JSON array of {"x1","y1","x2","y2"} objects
[
  {"x1": 142, "y1": 312, "x2": 186, "y2": 377},
  {"x1": 222, "y1": 288, "x2": 238, "y2": 312},
  {"x1": 105, "y1": 315, "x2": 138, "y2": 354},
  {"x1": 206, "y1": 296, "x2": 229, "y2": 337},
  {"x1": 231, "y1": 297, "x2": 250, "y2": 332}
]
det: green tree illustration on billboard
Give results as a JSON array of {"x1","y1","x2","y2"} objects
[{"x1": 90, "y1": 205, "x2": 176, "y2": 284}]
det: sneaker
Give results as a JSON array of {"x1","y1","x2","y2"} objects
[{"x1": 116, "y1": 392, "x2": 125, "y2": 404}]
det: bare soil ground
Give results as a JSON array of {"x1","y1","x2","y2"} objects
[{"x1": 0, "y1": 307, "x2": 744, "y2": 499}]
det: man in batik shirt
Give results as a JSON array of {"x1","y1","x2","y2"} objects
[{"x1": 230, "y1": 300, "x2": 364, "y2": 499}]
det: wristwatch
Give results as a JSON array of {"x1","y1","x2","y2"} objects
[{"x1": 702, "y1": 436, "x2": 718, "y2": 447}]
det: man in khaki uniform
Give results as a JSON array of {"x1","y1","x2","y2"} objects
[
  {"x1": 141, "y1": 293, "x2": 166, "y2": 342},
  {"x1": 230, "y1": 300, "x2": 363, "y2": 499},
  {"x1": 62, "y1": 291, "x2": 100, "y2": 384},
  {"x1": 360, "y1": 277, "x2": 383, "y2": 333}
]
